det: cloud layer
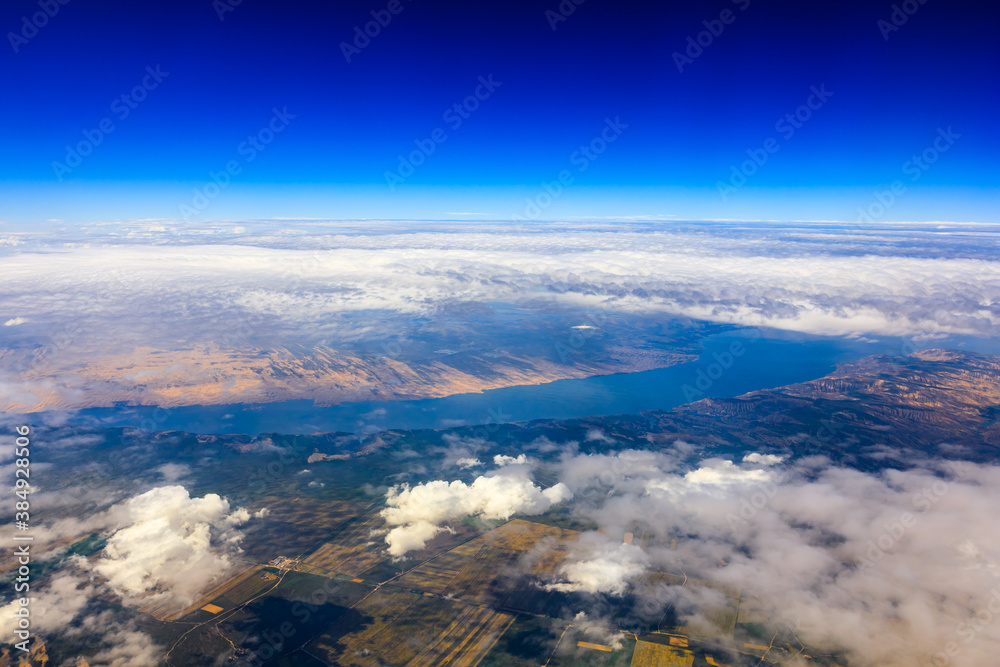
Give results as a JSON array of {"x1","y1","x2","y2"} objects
[
  {"x1": 0, "y1": 485, "x2": 254, "y2": 665},
  {"x1": 384, "y1": 445, "x2": 1000, "y2": 666},
  {"x1": 3, "y1": 220, "x2": 998, "y2": 412},
  {"x1": 548, "y1": 451, "x2": 1000, "y2": 666}
]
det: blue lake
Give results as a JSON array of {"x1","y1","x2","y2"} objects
[{"x1": 45, "y1": 329, "x2": 939, "y2": 436}]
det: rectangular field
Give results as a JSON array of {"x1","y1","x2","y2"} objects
[{"x1": 630, "y1": 640, "x2": 694, "y2": 667}]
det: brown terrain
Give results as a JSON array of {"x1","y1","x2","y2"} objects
[
  {"x1": 643, "y1": 349, "x2": 1000, "y2": 466},
  {"x1": 0, "y1": 343, "x2": 694, "y2": 413}
]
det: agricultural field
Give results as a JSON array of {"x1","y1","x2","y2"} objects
[
  {"x1": 240, "y1": 495, "x2": 372, "y2": 563},
  {"x1": 395, "y1": 518, "x2": 579, "y2": 608},
  {"x1": 299, "y1": 505, "x2": 394, "y2": 577},
  {"x1": 631, "y1": 638, "x2": 694, "y2": 667},
  {"x1": 310, "y1": 592, "x2": 480, "y2": 665}
]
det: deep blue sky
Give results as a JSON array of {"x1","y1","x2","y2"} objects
[{"x1": 1, "y1": 0, "x2": 997, "y2": 224}]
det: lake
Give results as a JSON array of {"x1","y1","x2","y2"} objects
[{"x1": 41, "y1": 328, "x2": 940, "y2": 436}]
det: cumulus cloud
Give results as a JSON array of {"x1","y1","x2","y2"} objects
[
  {"x1": 381, "y1": 468, "x2": 572, "y2": 556},
  {"x1": 539, "y1": 450, "x2": 1000, "y2": 667},
  {"x1": 91, "y1": 485, "x2": 251, "y2": 606},
  {"x1": 493, "y1": 453, "x2": 528, "y2": 466},
  {"x1": 742, "y1": 452, "x2": 784, "y2": 465},
  {"x1": 680, "y1": 458, "x2": 777, "y2": 490},
  {"x1": 455, "y1": 457, "x2": 482, "y2": 469}
]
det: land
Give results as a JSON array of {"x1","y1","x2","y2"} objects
[
  {"x1": 0, "y1": 313, "x2": 709, "y2": 413},
  {"x1": 2, "y1": 349, "x2": 998, "y2": 665}
]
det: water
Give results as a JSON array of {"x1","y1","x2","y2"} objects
[{"x1": 43, "y1": 329, "x2": 923, "y2": 436}]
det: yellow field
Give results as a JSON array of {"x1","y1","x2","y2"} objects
[
  {"x1": 578, "y1": 641, "x2": 613, "y2": 652},
  {"x1": 444, "y1": 546, "x2": 523, "y2": 603},
  {"x1": 137, "y1": 562, "x2": 261, "y2": 621},
  {"x1": 395, "y1": 519, "x2": 578, "y2": 604},
  {"x1": 394, "y1": 542, "x2": 481, "y2": 594},
  {"x1": 300, "y1": 508, "x2": 387, "y2": 576},
  {"x1": 216, "y1": 567, "x2": 280, "y2": 606},
  {"x1": 630, "y1": 640, "x2": 694, "y2": 666},
  {"x1": 406, "y1": 605, "x2": 515, "y2": 666},
  {"x1": 478, "y1": 518, "x2": 577, "y2": 550},
  {"x1": 312, "y1": 592, "x2": 465, "y2": 665}
]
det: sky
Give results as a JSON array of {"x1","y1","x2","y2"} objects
[{"x1": 1, "y1": 0, "x2": 998, "y2": 224}]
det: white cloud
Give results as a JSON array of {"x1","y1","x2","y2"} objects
[
  {"x1": 381, "y1": 469, "x2": 572, "y2": 556},
  {"x1": 682, "y1": 459, "x2": 777, "y2": 489},
  {"x1": 2, "y1": 222, "x2": 998, "y2": 411},
  {"x1": 544, "y1": 451, "x2": 1000, "y2": 667},
  {"x1": 584, "y1": 428, "x2": 615, "y2": 444},
  {"x1": 455, "y1": 457, "x2": 482, "y2": 469},
  {"x1": 3, "y1": 316, "x2": 26, "y2": 326},
  {"x1": 493, "y1": 453, "x2": 528, "y2": 466},
  {"x1": 91, "y1": 486, "x2": 251, "y2": 606},
  {"x1": 546, "y1": 536, "x2": 649, "y2": 595},
  {"x1": 0, "y1": 572, "x2": 90, "y2": 637},
  {"x1": 155, "y1": 462, "x2": 190, "y2": 482},
  {"x1": 742, "y1": 452, "x2": 785, "y2": 465}
]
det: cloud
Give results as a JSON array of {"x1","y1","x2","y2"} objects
[
  {"x1": 680, "y1": 458, "x2": 777, "y2": 490},
  {"x1": 91, "y1": 485, "x2": 252, "y2": 606},
  {"x1": 0, "y1": 572, "x2": 91, "y2": 638},
  {"x1": 584, "y1": 428, "x2": 615, "y2": 444},
  {"x1": 0, "y1": 573, "x2": 165, "y2": 666},
  {"x1": 742, "y1": 452, "x2": 784, "y2": 465},
  {"x1": 155, "y1": 462, "x2": 190, "y2": 482},
  {"x1": 455, "y1": 457, "x2": 482, "y2": 469},
  {"x1": 539, "y1": 450, "x2": 1000, "y2": 667},
  {"x1": 494, "y1": 453, "x2": 528, "y2": 466},
  {"x1": 2, "y1": 222, "x2": 997, "y2": 411},
  {"x1": 381, "y1": 468, "x2": 572, "y2": 556},
  {"x1": 3, "y1": 317, "x2": 26, "y2": 326},
  {"x1": 546, "y1": 535, "x2": 649, "y2": 595}
]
